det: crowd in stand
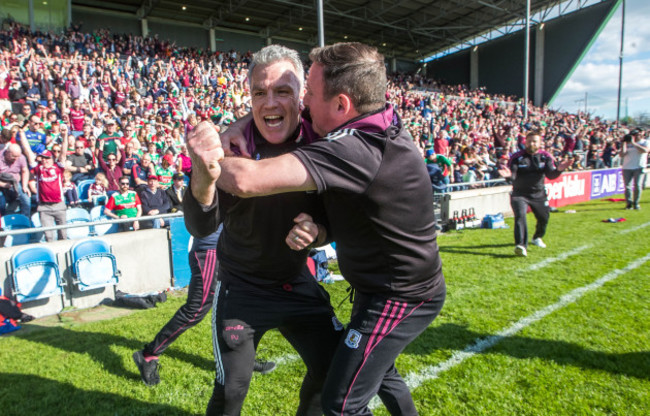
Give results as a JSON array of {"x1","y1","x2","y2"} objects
[{"x1": 0, "y1": 19, "x2": 642, "y2": 242}]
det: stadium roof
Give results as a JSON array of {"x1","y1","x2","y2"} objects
[{"x1": 72, "y1": 0, "x2": 600, "y2": 61}]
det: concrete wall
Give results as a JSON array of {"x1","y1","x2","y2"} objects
[
  {"x1": 0, "y1": 229, "x2": 172, "y2": 318},
  {"x1": 440, "y1": 186, "x2": 513, "y2": 224}
]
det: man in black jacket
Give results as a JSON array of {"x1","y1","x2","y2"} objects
[
  {"x1": 184, "y1": 45, "x2": 342, "y2": 416},
  {"x1": 188, "y1": 42, "x2": 446, "y2": 416},
  {"x1": 165, "y1": 172, "x2": 185, "y2": 212}
]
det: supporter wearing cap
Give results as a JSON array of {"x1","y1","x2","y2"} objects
[
  {"x1": 31, "y1": 144, "x2": 68, "y2": 241},
  {"x1": 154, "y1": 153, "x2": 175, "y2": 189},
  {"x1": 98, "y1": 118, "x2": 122, "y2": 162},
  {"x1": 137, "y1": 173, "x2": 170, "y2": 229},
  {"x1": 165, "y1": 172, "x2": 186, "y2": 212}
]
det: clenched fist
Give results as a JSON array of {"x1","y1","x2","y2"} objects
[{"x1": 186, "y1": 121, "x2": 226, "y2": 205}]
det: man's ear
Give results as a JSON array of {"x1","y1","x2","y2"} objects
[{"x1": 335, "y1": 93, "x2": 358, "y2": 120}]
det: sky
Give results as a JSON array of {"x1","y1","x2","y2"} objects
[{"x1": 551, "y1": 0, "x2": 650, "y2": 121}]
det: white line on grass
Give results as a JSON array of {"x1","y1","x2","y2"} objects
[
  {"x1": 369, "y1": 252, "x2": 650, "y2": 408},
  {"x1": 519, "y1": 221, "x2": 650, "y2": 272},
  {"x1": 523, "y1": 244, "x2": 591, "y2": 272},
  {"x1": 619, "y1": 220, "x2": 650, "y2": 234}
]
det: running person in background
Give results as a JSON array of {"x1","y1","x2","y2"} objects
[
  {"x1": 132, "y1": 226, "x2": 277, "y2": 386},
  {"x1": 498, "y1": 131, "x2": 571, "y2": 257},
  {"x1": 184, "y1": 45, "x2": 343, "y2": 416},
  {"x1": 190, "y1": 42, "x2": 446, "y2": 416}
]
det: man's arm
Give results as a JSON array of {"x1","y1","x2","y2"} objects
[{"x1": 217, "y1": 154, "x2": 316, "y2": 198}]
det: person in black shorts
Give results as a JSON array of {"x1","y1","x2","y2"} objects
[
  {"x1": 498, "y1": 131, "x2": 570, "y2": 257},
  {"x1": 184, "y1": 45, "x2": 343, "y2": 416},
  {"x1": 189, "y1": 42, "x2": 446, "y2": 416}
]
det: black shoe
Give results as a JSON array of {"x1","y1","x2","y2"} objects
[
  {"x1": 133, "y1": 350, "x2": 160, "y2": 386},
  {"x1": 253, "y1": 359, "x2": 276, "y2": 374},
  {"x1": 19, "y1": 313, "x2": 35, "y2": 323}
]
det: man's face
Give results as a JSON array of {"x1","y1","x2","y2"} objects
[
  {"x1": 141, "y1": 156, "x2": 151, "y2": 166},
  {"x1": 29, "y1": 117, "x2": 40, "y2": 131},
  {"x1": 525, "y1": 135, "x2": 542, "y2": 154},
  {"x1": 303, "y1": 63, "x2": 338, "y2": 137},
  {"x1": 250, "y1": 60, "x2": 301, "y2": 145},
  {"x1": 147, "y1": 177, "x2": 158, "y2": 191},
  {"x1": 22, "y1": 106, "x2": 32, "y2": 116},
  {"x1": 75, "y1": 142, "x2": 85, "y2": 155},
  {"x1": 119, "y1": 178, "x2": 130, "y2": 192}
]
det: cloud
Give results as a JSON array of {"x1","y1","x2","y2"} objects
[
  {"x1": 551, "y1": 0, "x2": 650, "y2": 120},
  {"x1": 585, "y1": 0, "x2": 650, "y2": 62}
]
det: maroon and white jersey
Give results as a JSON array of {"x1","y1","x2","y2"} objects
[
  {"x1": 34, "y1": 163, "x2": 65, "y2": 203},
  {"x1": 69, "y1": 108, "x2": 85, "y2": 131}
]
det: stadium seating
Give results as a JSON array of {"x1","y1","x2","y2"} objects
[
  {"x1": 90, "y1": 206, "x2": 118, "y2": 236},
  {"x1": 76, "y1": 179, "x2": 94, "y2": 206},
  {"x1": 30, "y1": 213, "x2": 45, "y2": 243},
  {"x1": 69, "y1": 239, "x2": 120, "y2": 292},
  {"x1": 10, "y1": 245, "x2": 65, "y2": 303},
  {"x1": 66, "y1": 207, "x2": 93, "y2": 239},
  {"x1": 1, "y1": 214, "x2": 33, "y2": 247}
]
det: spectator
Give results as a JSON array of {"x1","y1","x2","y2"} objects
[
  {"x1": 98, "y1": 118, "x2": 121, "y2": 162},
  {"x1": 0, "y1": 142, "x2": 31, "y2": 217},
  {"x1": 155, "y1": 154, "x2": 175, "y2": 189},
  {"x1": 138, "y1": 174, "x2": 170, "y2": 229},
  {"x1": 103, "y1": 176, "x2": 141, "y2": 232},
  {"x1": 62, "y1": 170, "x2": 80, "y2": 207},
  {"x1": 621, "y1": 129, "x2": 649, "y2": 210},
  {"x1": 33, "y1": 149, "x2": 68, "y2": 241},
  {"x1": 66, "y1": 139, "x2": 94, "y2": 183},
  {"x1": 98, "y1": 148, "x2": 125, "y2": 194},
  {"x1": 88, "y1": 172, "x2": 108, "y2": 205},
  {"x1": 24, "y1": 115, "x2": 48, "y2": 154},
  {"x1": 165, "y1": 172, "x2": 186, "y2": 212}
]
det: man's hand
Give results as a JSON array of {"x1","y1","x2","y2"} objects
[
  {"x1": 286, "y1": 213, "x2": 320, "y2": 251},
  {"x1": 557, "y1": 159, "x2": 572, "y2": 171},
  {"x1": 133, "y1": 220, "x2": 140, "y2": 231},
  {"x1": 186, "y1": 121, "x2": 225, "y2": 205},
  {"x1": 497, "y1": 166, "x2": 511, "y2": 179}
]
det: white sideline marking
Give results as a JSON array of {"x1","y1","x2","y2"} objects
[
  {"x1": 619, "y1": 220, "x2": 650, "y2": 235},
  {"x1": 523, "y1": 244, "x2": 590, "y2": 272},
  {"x1": 369, "y1": 253, "x2": 650, "y2": 409},
  {"x1": 519, "y1": 221, "x2": 650, "y2": 272}
]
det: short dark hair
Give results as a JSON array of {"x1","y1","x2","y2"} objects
[{"x1": 309, "y1": 42, "x2": 386, "y2": 114}]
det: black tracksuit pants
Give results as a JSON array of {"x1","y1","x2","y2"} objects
[
  {"x1": 206, "y1": 267, "x2": 343, "y2": 416},
  {"x1": 143, "y1": 247, "x2": 218, "y2": 357},
  {"x1": 321, "y1": 285, "x2": 446, "y2": 416},
  {"x1": 510, "y1": 194, "x2": 550, "y2": 247}
]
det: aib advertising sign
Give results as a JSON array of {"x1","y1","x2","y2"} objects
[{"x1": 590, "y1": 168, "x2": 625, "y2": 199}]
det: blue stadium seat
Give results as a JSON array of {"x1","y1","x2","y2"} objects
[
  {"x1": 1, "y1": 214, "x2": 33, "y2": 247},
  {"x1": 69, "y1": 239, "x2": 120, "y2": 292},
  {"x1": 30, "y1": 213, "x2": 45, "y2": 243},
  {"x1": 66, "y1": 207, "x2": 93, "y2": 240},
  {"x1": 11, "y1": 246, "x2": 65, "y2": 303},
  {"x1": 76, "y1": 179, "x2": 94, "y2": 205},
  {"x1": 89, "y1": 205, "x2": 118, "y2": 236}
]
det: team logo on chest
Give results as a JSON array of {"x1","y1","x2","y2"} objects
[{"x1": 344, "y1": 329, "x2": 362, "y2": 349}]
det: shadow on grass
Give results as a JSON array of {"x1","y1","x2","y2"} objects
[
  {"x1": 0, "y1": 373, "x2": 194, "y2": 415},
  {"x1": 438, "y1": 243, "x2": 516, "y2": 258},
  {"x1": 14, "y1": 325, "x2": 214, "y2": 381},
  {"x1": 405, "y1": 323, "x2": 650, "y2": 381}
]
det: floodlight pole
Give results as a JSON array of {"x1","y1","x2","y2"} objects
[
  {"x1": 523, "y1": 0, "x2": 531, "y2": 121},
  {"x1": 616, "y1": 0, "x2": 625, "y2": 126},
  {"x1": 317, "y1": 0, "x2": 325, "y2": 47}
]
